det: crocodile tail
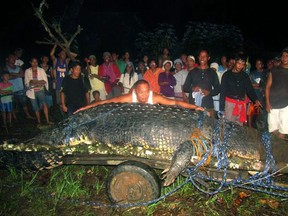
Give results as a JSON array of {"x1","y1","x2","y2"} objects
[{"x1": 0, "y1": 151, "x2": 63, "y2": 172}]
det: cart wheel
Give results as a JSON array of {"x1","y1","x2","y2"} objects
[{"x1": 106, "y1": 161, "x2": 161, "y2": 204}]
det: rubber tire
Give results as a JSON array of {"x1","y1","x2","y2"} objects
[{"x1": 106, "y1": 160, "x2": 161, "y2": 204}]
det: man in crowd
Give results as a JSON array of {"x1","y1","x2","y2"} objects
[
  {"x1": 265, "y1": 47, "x2": 288, "y2": 140},
  {"x1": 220, "y1": 54, "x2": 262, "y2": 126}
]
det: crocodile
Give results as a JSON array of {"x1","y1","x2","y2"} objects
[{"x1": 0, "y1": 103, "x2": 288, "y2": 186}]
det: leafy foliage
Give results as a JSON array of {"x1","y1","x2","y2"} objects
[
  {"x1": 135, "y1": 23, "x2": 178, "y2": 60},
  {"x1": 135, "y1": 21, "x2": 245, "y2": 62},
  {"x1": 181, "y1": 21, "x2": 244, "y2": 58}
]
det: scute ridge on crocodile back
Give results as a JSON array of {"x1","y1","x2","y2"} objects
[{"x1": 32, "y1": 103, "x2": 204, "y2": 148}]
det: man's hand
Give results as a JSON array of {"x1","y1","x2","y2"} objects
[
  {"x1": 266, "y1": 103, "x2": 271, "y2": 113},
  {"x1": 217, "y1": 111, "x2": 225, "y2": 118},
  {"x1": 201, "y1": 89, "x2": 210, "y2": 96},
  {"x1": 101, "y1": 76, "x2": 110, "y2": 82},
  {"x1": 159, "y1": 81, "x2": 169, "y2": 86},
  {"x1": 194, "y1": 106, "x2": 211, "y2": 116},
  {"x1": 74, "y1": 106, "x2": 89, "y2": 114},
  {"x1": 84, "y1": 58, "x2": 90, "y2": 64},
  {"x1": 192, "y1": 86, "x2": 200, "y2": 92},
  {"x1": 254, "y1": 100, "x2": 262, "y2": 110},
  {"x1": 195, "y1": 106, "x2": 205, "y2": 111}
]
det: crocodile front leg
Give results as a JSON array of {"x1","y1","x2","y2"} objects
[{"x1": 161, "y1": 140, "x2": 195, "y2": 186}]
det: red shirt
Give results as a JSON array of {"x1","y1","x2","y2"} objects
[{"x1": 98, "y1": 63, "x2": 121, "y2": 94}]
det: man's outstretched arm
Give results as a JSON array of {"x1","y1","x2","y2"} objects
[
  {"x1": 153, "y1": 93, "x2": 205, "y2": 111},
  {"x1": 74, "y1": 94, "x2": 132, "y2": 113}
]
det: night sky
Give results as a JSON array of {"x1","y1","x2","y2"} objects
[{"x1": 0, "y1": 0, "x2": 287, "y2": 62}]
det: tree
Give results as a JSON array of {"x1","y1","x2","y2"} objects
[
  {"x1": 134, "y1": 21, "x2": 245, "y2": 62},
  {"x1": 135, "y1": 23, "x2": 178, "y2": 61},
  {"x1": 32, "y1": 0, "x2": 83, "y2": 60},
  {"x1": 181, "y1": 21, "x2": 244, "y2": 58}
]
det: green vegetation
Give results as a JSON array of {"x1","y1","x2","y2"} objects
[
  {"x1": 1, "y1": 106, "x2": 288, "y2": 215},
  {"x1": 1, "y1": 165, "x2": 287, "y2": 216}
]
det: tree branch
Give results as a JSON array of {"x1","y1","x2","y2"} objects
[
  {"x1": 68, "y1": 25, "x2": 83, "y2": 47},
  {"x1": 35, "y1": 41, "x2": 55, "y2": 45},
  {"x1": 32, "y1": 0, "x2": 82, "y2": 60}
]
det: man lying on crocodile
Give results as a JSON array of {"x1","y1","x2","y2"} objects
[{"x1": 75, "y1": 79, "x2": 205, "y2": 113}]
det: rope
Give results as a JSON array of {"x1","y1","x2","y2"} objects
[
  {"x1": 3, "y1": 107, "x2": 288, "y2": 208},
  {"x1": 56, "y1": 111, "x2": 288, "y2": 207},
  {"x1": 186, "y1": 116, "x2": 288, "y2": 198},
  {"x1": 63, "y1": 103, "x2": 131, "y2": 145}
]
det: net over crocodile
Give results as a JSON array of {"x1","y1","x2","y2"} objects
[{"x1": 0, "y1": 103, "x2": 287, "y2": 186}]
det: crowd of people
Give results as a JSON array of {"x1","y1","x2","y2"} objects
[{"x1": 0, "y1": 46, "x2": 287, "y2": 140}]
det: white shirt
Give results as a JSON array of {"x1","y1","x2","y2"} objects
[
  {"x1": 173, "y1": 69, "x2": 188, "y2": 97},
  {"x1": 25, "y1": 67, "x2": 48, "y2": 99},
  {"x1": 119, "y1": 72, "x2": 138, "y2": 94}
]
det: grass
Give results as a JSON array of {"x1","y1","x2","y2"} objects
[
  {"x1": 2, "y1": 106, "x2": 288, "y2": 215},
  {"x1": 20, "y1": 170, "x2": 39, "y2": 197},
  {"x1": 7, "y1": 167, "x2": 19, "y2": 181},
  {"x1": 48, "y1": 166, "x2": 89, "y2": 199},
  {"x1": 1, "y1": 164, "x2": 288, "y2": 215}
]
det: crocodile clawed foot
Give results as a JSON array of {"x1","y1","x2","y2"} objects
[{"x1": 161, "y1": 168, "x2": 177, "y2": 186}]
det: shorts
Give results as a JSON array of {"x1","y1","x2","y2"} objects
[
  {"x1": 224, "y1": 100, "x2": 244, "y2": 126},
  {"x1": 268, "y1": 105, "x2": 288, "y2": 134},
  {"x1": 45, "y1": 95, "x2": 53, "y2": 108},
  {"x1": 30, "y1": 90, "x2": 47, "y2": 112},
  {"x1": 0, "y1": 102, "x2": 13, "y2": 112}
]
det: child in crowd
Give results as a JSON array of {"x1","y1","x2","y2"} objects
[
  {"x1": 90, "y1": 90, "x2": 101, "y2": 104},
  {"x1": 0, "y1": 72, "x2": 14, "y2": 127}
]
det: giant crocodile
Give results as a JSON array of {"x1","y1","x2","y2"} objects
[{"x1": 0, "y1": 103, "x2": 288, "y2": 189}]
